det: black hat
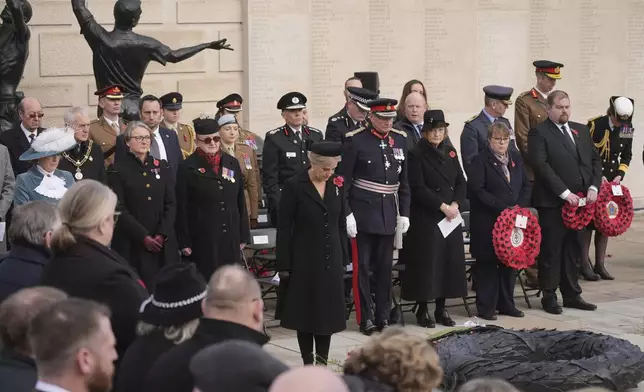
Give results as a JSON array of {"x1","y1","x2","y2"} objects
[
  {"x1": 160, "y1": 92, "x2": 183, "y2": 110},
  {"x1": 423, "y1": 109, "x2": 449, "y2": 130},
  {"x1": 140, "y1": 263, "x2": 206, "y2": 326},
  {"x1": 94, "y1": 85, "x2": 125, "y2": 99},
  {"x1": 193, "y1": 118, "x2": 219, "y2": 135},
  {"x1": 277, "y1": 92, "x2": 307, "y2": 110},
  {"x1": 310, "y1": 141, "x2": 342, "y2": 157},
  {"x1": 609, "y1": 96, "x2": 635, "y2": 122},
  {"x1": 217, "y1": 93, "x2": 243, "y2": 112},
  {"x1": 190, "y1": 340, "x2": 288, "y2": 392},
  {"x1": 346, "y1": 87, "x2": 378, "y2": 111},
  {"x1": 533, "y1": 60, "x2": 564, "y2": 79},
  {"x1": 354, "y1": 72, "x2": 380, "y2": 95},
  {"x1": 483, "y1": 85, "x2": 514, "y2": 105},
  {"x1": 368, "y1": 98, "x2": 397, "y2": 118}
]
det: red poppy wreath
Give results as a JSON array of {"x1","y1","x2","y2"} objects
[
  {"x1": 594, "y1": 181, "x2": 634, "y2": 237},
  {"x1": 561, "y1": 192, "x2": 595, "y2": 230},
  {"x1": 492, "y1": 206, "x2": 541, "y2": 269}
]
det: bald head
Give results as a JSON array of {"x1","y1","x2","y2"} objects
[
  {"x1": 0, "y1": 286, "x2": 68, "y2": 354},
  {"x1": 405, "y1": 92, "x2": 427, "y2": 124},
  {"x1": 18, "y1": 97, "x2": 43, "y2": 131},
  {"x1": 270, "y1": 366, "x2": 349, "y2": 392}
]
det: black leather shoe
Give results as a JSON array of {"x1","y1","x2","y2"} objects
[
  {"x1": 542, "y1": 298, "x2": 562, "y2": 315},
  {"x1": 377, "y1": 320, "x2": 389, "y2": 332},
  {"x1": 595, "y1": 265, "x2": 615, "y2": 280},
  {"x1": 416, "y1": 311, "x2": 436, "y2": 328},
  {"x1": 478, "y1": 313, "x2": 497, "y2": 321},
  {"x1": 435, "y1": 310, "x2": 456, "y2": 327},
  {"x1": 563, "y1": 297, "x2": 597, "y2": 311},
  {"x1": 499, "y1": 308, "x2": 525, "y2": 318},
  {"x1": 360, "y1": 320, "x2": 377, "y2": 336}
]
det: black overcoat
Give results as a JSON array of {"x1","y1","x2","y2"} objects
[
  {"x1": 467, "y1": 148, "x2": 532, "y2": 262},
  {"x1": 276, "y1": 170, "x2": 349, "y2": 335},
  {"x1": 175, "y1": 152, "x2": 250, "y2": 280},
  {"x1": 108, "y1": 152, "x2": 178, "y2": 289},
  {"x1": 58, "y1": 140, "x2": 106, "y2": 183},
  {"x1": 114, "y1": 331, "x2": 175, "y2": 392},
  {"x1": 400, "y1": 139, "x2": 467, "y2": 301}
]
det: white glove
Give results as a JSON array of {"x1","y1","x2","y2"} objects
[
  {"x1": 398, "y1": 216, "x2": 410, "y2": 234},
  {"x1": 346, "y1": 213, "x2": 357, "y2": 238}
]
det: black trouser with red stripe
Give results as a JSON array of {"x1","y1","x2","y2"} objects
[{"x1": 356, "y1": 232, "x2": 394, "y2": 325}]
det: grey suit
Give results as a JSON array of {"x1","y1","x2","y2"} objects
[
  {"x1": 460, "y1": 110, "x2": 516, "y2": 173},
  {"x1": 14, "y1": 166, "x2": 74, "y2": 206}
]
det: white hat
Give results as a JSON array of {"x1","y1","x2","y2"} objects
[{"x1": 19, "y1": 127, "x2": 77, "y2": 161}]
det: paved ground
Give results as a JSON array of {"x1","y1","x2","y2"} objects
[{"x1": 261, "y1": 212, "x2": 644, "y2": 382}]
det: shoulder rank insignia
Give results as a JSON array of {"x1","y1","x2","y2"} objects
[
  {"x1": 391, "y1": 128, "x2": 407, "y2": 138},
  {"x1": 330, "y1": 116, "x2": 343, "y2": 122},
  {"x1": 587, "y1": 115, "x2": 602, "y2": 123},
  {"x1": 345, "y1": 127, "x2": 366, "y2": 138},
  {"x1": 267, "y1": 126, "x2": 283, "y2": 135},
  {"x1": 307, "y1": 126, "x2": 322, "y2": 134}
]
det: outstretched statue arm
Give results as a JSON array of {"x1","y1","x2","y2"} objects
[
  {"x1": 6, "y1": 0, "x2": 30, "y2": 40},
  {"x1": 70, "y1": 0, "x2": 89, "y2": 21},
  {"x1": 165, "y1": 38, "x2": 233, "y2": 63}
]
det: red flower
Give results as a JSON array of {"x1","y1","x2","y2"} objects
[
  {"x1": 449, "y1": 151, "x2": 456, "y2": 158},
  {"x1": 198, "y1": 168, "x2": 206, "y2": 173},
  {"x1": 388, "y1": 137, "x2": 394, "y2": 147},
  {"x1": 511, "y1": 161, "x2": 516, "y2": 168},
  {"x1": 572, "y1": 129, "x2": 579, "y2": 136},
  {"x1": 333, "y1": 176, "x2": 344, "y2": 188},
  {"x1": 153, "y1": 159, "x2": 159, "y2": 167}
]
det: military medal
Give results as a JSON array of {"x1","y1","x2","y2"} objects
[
  {"x1": 156, "y1": 174, "x2": 160, "y2": 179},
  {"x1": 384, "y1": 158, "x2": 391, "y2": 170},
  {"x1": 243, "y1": 153, "x2": 252, "y2": 170},
  {"x1": 75, "y1": 169, "x2": 83, "y2": 180},
  {"x1": 379, "y1": 140, "x2": 387, "y2": 150},
  {"x1": 89, "y1": 156, "x2": 93, "y2": 162}
]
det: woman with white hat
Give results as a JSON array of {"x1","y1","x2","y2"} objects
[{"x1": 13, "y1": 127, "x2": 76, "y2": 206}]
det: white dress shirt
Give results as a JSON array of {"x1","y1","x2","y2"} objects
[
  {"x1": 104, "y1": 116, "x2": 119, "y2": 130},
  {"x1": 21, "y1": 123, "x2": 37, "y2": 143},
  {"x1": 152, "y1": 127, "x2": 168, "y2": 161},
  {"x1": 35, "y1": 380, "x2": 71, "y2": 392}
]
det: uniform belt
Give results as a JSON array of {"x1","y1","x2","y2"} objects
[{"x1": 353, "y1": 178, "x2": 399, "y2": 194}]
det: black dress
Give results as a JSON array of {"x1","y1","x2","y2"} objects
[
  {"x1": 400, "y1": 139, "x2": 467, "y2": 301},
  {"x1": 276, "y1": 170, "x2": 348, "y2": 335},
  {"x1": 175, "y1": 152, "x2": 250, "y2": 281},
  {"x1": 107, "y1": 152, "x2": 178, "y2": 289}
]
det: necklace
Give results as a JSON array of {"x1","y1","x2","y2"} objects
[{"x1": 62, "y1": 140, "x2": 94, "y2": 180}]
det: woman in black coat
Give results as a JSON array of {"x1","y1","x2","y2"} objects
[
  {"x1": 276, "y1": 141, "x2": 348, "y2": 365},
  {"x1": 176, "y1": 117, "x2": 250, "y2": 281},
  {"x1": 468, "y1": 122, "x2": 531, "y2": 320},
  {"x1": 40, "y1": 180, "x2": 148, "y2": 365},
  {"x1": 400, "y1": 110, "x2": 467, "y2": 327},
  {"x1": 108, "y1": 121, "x2": 178, "y2": 290}
]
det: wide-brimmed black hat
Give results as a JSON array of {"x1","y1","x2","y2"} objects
[
  {"x1": 422, "y1": 109, "x2": 449, "y2": 131},
  {"x1": 140, "y1": 263, "x2": 207, "y2": 326}
]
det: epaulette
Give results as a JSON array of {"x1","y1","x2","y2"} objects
[
  {"x1": 391, "y1": 128, "x2": 407, "y2": 138},
  {"x1": 330, "y1": 115, "x2": 345, "y2": 122},
  {"x1": 518, "y1": 91, "x2": 531, "y2": 98},
  {"x1": 267, "y1": 126, "x2": 284, "y2": 135},
  {"x1": 464, "y1": 114, "x2": 478, "y2": 123},
  {"x1": 306, "y1": 126, "x2": 323, "y2": 134},
  {"x1": 345, "y1": 127, "x2": 365, "y2": 138},
  {"x1": 587, "y1": 115, "x2": 602, "y2": 123}
]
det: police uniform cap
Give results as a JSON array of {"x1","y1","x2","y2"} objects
[
  {"x1": 367, "y1": 98, "x2": 397, "y2": 118},
  {"x1": 94, "y1": 85, "x2": 125, "y2": 99},
  {"x1": 277, "y1": 92, "x2": 307, "y2": 110},
  {"x1": 217, "y1": 93, "x2": 243, "y2": 112},
  {"x1": 423, "y1": 109, "x2": 450, "y2": 131},
  {"x1": 309, "y1": 141, "x2": 342, "y2": 157},
  {"x1": 193, "y1": 118, "x2": 219, "y2": 136},
  {"x1": 483, "y1": 85, "x2": 514, "y2": 105},
  {"x1": 533, "y1": 60, "x2": 564, "y2": 79},
  {"x1": 610, "y1": 96, "x2": 635, "y2": 122},
  {"x1": 347, "y1": 87, "x2": 378, "y2": 111},
  {"x1": 160, "y1": 92, "x2": 183, "y2": 110}
]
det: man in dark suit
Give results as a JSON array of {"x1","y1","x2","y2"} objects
[
  {"x1": 325, "y1": 87, "x2": 375, "y2": 144},
  {"x1": 115, "y1": 94, "x2": 183, "y2": 177},
  {"x1": 0, "y1": 97, "x2": 43, "y2": 176},
  {"x1": 528, "y1": 90, "x2": 601, "y2": 315}
]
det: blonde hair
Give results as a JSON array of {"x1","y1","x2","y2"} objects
[
  {"x1": 344, "y1": 328, "x2": 443, "y2": 392},
  {"x1": 308, "y1": 152, "x2": 341, "y2": 167},
  {"x1": 50, "y1": 180, "x2": 117, "y2": 254},
  {"x1": 136, "y1": 318, "x2": 200, "y2": 345}
]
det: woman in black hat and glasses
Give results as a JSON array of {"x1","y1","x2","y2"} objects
[
  {"x1": 115, "y1": 263, "x2": 206, "y2": 392},
  {"x1": 175, "y1": 117, "x2": 250, "y2": 281},
  {"x1": 400, "y1": 110, "x2": 467, "y2": 327},
  {"x1": 276, "y1": 141, "x2": 349, "y2": 365}
]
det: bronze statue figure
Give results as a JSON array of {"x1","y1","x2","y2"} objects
[
  {"x1": 71, "y1": 0, "x2": 233, "y2": 118},
  {"x1": 0, "y1": 0, "x2": 32, "y2": 132}
]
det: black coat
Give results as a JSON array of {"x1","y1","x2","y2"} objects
[
  {"x1": 588, "y1": 114, "x2": 633, "y2": 180},
  {"x1": 325, "y1": 107, "x2": 363, "y2": 144},
  {"x1": 115, "y1": 127, "x2": 183, "y2": 178},
  {"x1": 528, "y1": 119, "x2": 601, "y2": 208},
  {"x1": 40, "y1": 236, "x2": 148, "y2": 361},
  {"x1": 0, "y1": 244, "x2": 50, "y2": 304},
  {"x1": 276, "y1": 170, "x2": 348, "y2": 334},
  {"x1": 144, "y1": 318, "x2": 269, "y2": 392},
  {"x1": 114, "y1": 331, "x2": 175, "y2": 392},
  {"x1": 57, "y1": 140, "x2": 106, "y2": 183},
  {"x1": 0, "y1": 125, "x2": 43, "y2": 176},
  {"x1": 108, "y1": 152, "x2": 178, "y2": 289},
  {"x1": 175, "y1": 152, "x2": 250, "y2": 280},
  {"x1": 460, "y1": 111, "x2": 516, "y2": 171},
  {"x1": 400, "y1": 139, "x2": 467, "y2": 301},
  {"x1": 0, "y1": 349, "x2": 37, "y2": 392},
  {"x1": 467, "y1": 149, "x2": 532, "y2": 262}
]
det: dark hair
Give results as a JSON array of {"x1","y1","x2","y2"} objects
[
  {"x1": 547, "y1": 90, "x2": 569, "y2": 107},
  {"x1": 139, "y1": 94, "x2": 162, "y2": 111},
  {"x1": 0, "y1": 287, "x2": 68, "y2": 354},
  {"x1": 397, "y1": 79, "x2": 428, "y2": 118},
  {"x1": 29, "y1": 298, "x2": 111, "y2": 376}
]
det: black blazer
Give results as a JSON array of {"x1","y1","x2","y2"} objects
[
  {"x1": 0, "y1": 125, "x2": 43, "y2": 176},
  {"x1": 467, "y1": 148, "x2": 532, "y2": 261},
  {"x1": 528, "y1": 119, "x2": 601, "y2": 208},
  {"x1": 115, "y1": 127, "x2": 183, "y2": 177}
]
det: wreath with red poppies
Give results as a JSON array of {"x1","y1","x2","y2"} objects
[
  {"x1": 561, "y1": 192, "x2": 595, "y2": 230},
  {"x1": 492, "y1": 206, "x2": 541, "y2": 269},
  {"x1": 594, "y1": 181, "x2": 634, "y2": 237}
]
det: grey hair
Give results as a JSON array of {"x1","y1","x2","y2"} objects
[
  {"x1": 487, "y1": 122, "x2": 511, "y2": 140},
  {"x1": 9, "y1": 201, "x2": 60, "y2": 246},
  {"x1": 123, "y1": 121, "x2": 152, "y2": 141},
  {"x1": 63, "y1": 107, "x2": 89, "y2": 127},
  {"x1": 457, "y1": 378, "x2": 520, "y2": 392},
  {"x1": 136, "y1": 319, "x2": 200, "y2": 345},
  {"x1": 308, "y1": 152, "x2": 341, "y2": 167}
]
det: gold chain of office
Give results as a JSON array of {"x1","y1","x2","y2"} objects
[{"x1": 61, "y1": 140, "x2": 94, "y2": 180}]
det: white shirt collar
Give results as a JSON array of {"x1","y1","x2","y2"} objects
[
  {"x1": 21, "y1": 123, "x2": 37, "y2": 139},
  {"x1": 533, "y1": 86, "x2": 549, "y2": 99},
  {"x1": 608, "y1": 117, "x2": 615, "y2": 129},
  {"x1": 35, "y1": 380, "x2": 71, "y2": 392},
  {"x1": 152, "y1": 126, "x2": 160, "y2": 136},
  {"x1": 289, "y1": 125, "x2": 302, "y2": 134},
  {"x1": 103, "y1": 116, "x2": 119, "y2": 128},
  {"x1": 36, "y1": 164, "x2": 55, "y2": 177}
]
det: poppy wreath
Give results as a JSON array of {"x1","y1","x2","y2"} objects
[
  {"x1": 492, "y1": 206, "x2": 541, "y2": 269},
  {"x1": 594, "y1": 181, "x2": 634, "y2": 237},
  {"x1": 561, "y1": 192, "x2": 595, "y2": 230}
]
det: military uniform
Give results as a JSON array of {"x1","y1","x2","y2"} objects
[
  {"x1": 90, "y1": 116, "x2": 120, "y2": 166},
  {"x1": 58, "y1": 140, "x2": 106, "y2": 183},
  {"x1": 326, "y1": 87, "x2": 376, "y2": 144},
  {"x1": 588, "y1": 115, "x2": 633, "y2": 180},
  {"x1": 161, "y1": 120, "x2": 195, "y2": 159},
  {"x1": 342, "y1": 98, "x2": 411, "y2": 333},
  {"x1": 223, "y1": 140, "x2": 260, "y2": 223}
]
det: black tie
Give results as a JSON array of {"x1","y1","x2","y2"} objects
[
  {"x1": 29, "y1": 133, "x2": 35, "y2": 144},
  {"x1": 561, "y1": 124, "x2": 577, "y2": 153}
]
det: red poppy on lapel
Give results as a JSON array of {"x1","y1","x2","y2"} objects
[
  {"x1": 572, "y1": 129, "x2": 579, "y2": 136},
  {"x1": 153, "y1": 159, "x2": 159, "y2": 167},
  {"x1": 388, "y1": 137, "x2": 394, "y2": 147},
  {"x1": 198, "y1": 168, "x2": 206, "y2": 173},
  {"x1": 511, "y1": 160, "x2": 516, "y2": 168},
  {"x1": 137, "y1": 279, "x2": 146, "y2": 289},
  {"x1": 183, "y1": 135, "x2": 188, "y2": 142},
  {"x1": 333, "y1": 176, "x2": 344, "y2": 188},
  {"x1": 449, "y1": 151, "x2": 456, "y2": 158}
]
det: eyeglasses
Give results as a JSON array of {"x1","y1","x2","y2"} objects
[
  {"x1": 197, "y1": 136, "x2": 221, "y2": 144},
  {"x1": 131, "y1": 136, "x2": 151, "y2": 142},
  {"x1": 492, "y1": 137, "x2": 510, "y2": 143},
  {"x1": 27, "y1": 113, "x2": 44, "y2": 119}
]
